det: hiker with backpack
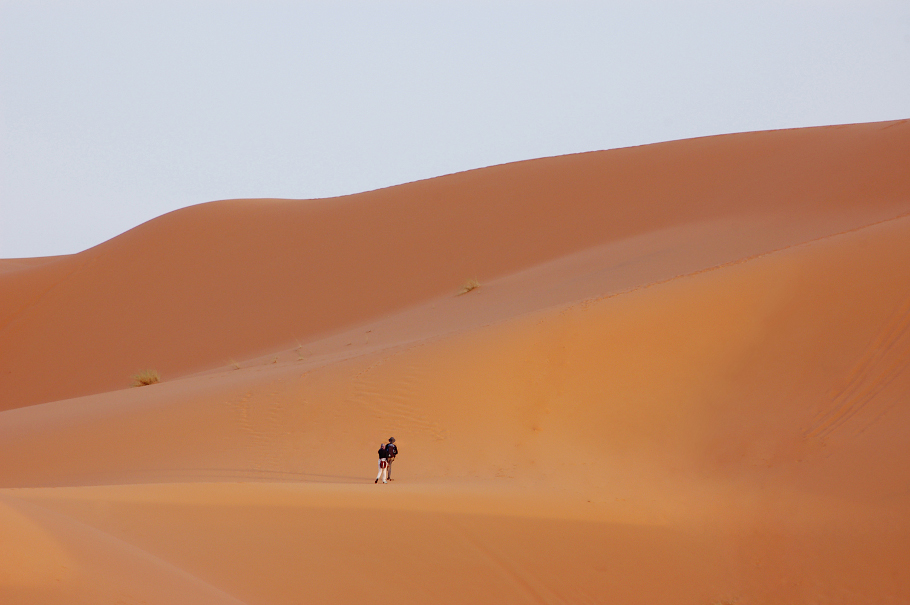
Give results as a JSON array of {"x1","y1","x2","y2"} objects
[
  {"x1": 385, "y1": 437, "x2": 398, "y2": 481},
  {"x1": 375, "y1": 442, "x2": 389, "y2": 484}
]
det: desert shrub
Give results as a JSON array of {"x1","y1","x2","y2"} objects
[
  {"x1": 457, "y1": 278, "x2": 481, "y2": 295},
  {"x1": 132, "y1": 369, "x2": 160, "y2": 387}
]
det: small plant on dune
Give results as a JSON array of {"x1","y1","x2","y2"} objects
[
  {"x1": 457, "y1": 278, "x2": 481, "y2": 296},
  {"x1": 271, "y1": 355, "x2": 278, "y2": 364},
  {"x1": 131, "y1": 369, "x2": 160, "y2": 387},
  {"x1": 230, "y1": 359, "x2": 241, "y2": 370}
]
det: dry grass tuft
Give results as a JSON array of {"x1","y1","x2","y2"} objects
[
  {"x1": 270, "y1": 355, "x2": 279, "y2": 364},
  {"x1": 457, "y1": 278, "x2": 481, "y2": 296},
  {"x1": 229, "y1": 359, "x2": 241, "y2": 370},
  {"x1": 131, "y1": 369, "x2": 160, "y2": 387}
]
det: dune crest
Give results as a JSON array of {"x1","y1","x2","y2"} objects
[{"x1": 1, "y1": 120, "x2": 909, "y2": 410}]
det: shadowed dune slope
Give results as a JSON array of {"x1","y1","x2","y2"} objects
[{"x1": 1, "y1": 120, "x2": 909, "y2": 409}]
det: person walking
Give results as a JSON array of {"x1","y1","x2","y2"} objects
[
  {"x1": 375, "y1": 442, "x2": 389, "y2": 484},
  {"x1": 385, "y1": 437, "x2": 398, "y2": 481}
]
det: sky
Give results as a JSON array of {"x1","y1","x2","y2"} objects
[{"x1": 1, "y1": 1, "x2": 908, "y2": 258}]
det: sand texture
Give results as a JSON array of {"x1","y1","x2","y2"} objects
[{"x1": 1, "y1": 119, "x2": 909, "y2": 604}]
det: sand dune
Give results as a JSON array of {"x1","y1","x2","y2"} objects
[
  {"x1": 1, "y1": 120, "x2": 909, "y2": 603},
  {"x1": 2, "y1": 120, "x2": 909, "y2": 410}
]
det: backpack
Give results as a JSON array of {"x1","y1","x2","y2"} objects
[{"x1": 386, "y1": 443, "x2": 398, "y2": 457}]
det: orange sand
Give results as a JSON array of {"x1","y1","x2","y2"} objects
[{"x1": 1, "y1": 120, "x2": 909, "y2": 604}]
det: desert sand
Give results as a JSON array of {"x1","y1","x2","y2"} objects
[{"x1": 1, "y1": 119, "x2": 909, "y2": 604}]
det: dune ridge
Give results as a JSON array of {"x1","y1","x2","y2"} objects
[
  {"x1": 1, "y1": 119, "x2": 909, "y2": 604},
  {"x1": 1, "y1": 120, "x2": 909, "y2": 410}
]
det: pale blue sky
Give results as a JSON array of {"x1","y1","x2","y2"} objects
[{"x1": 2, "y1": 1, "x2": 908, "y2": 258}]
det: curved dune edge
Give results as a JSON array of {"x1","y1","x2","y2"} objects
[
  {"x1": 1, "y1": 119, "x2": 909, "y2": 410},
  {"x1": 0, "y1": 493, "x2": 247, "y2": 605}
]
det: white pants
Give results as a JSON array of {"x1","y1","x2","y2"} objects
[{"x1": 376, "y1": 459, "x2": 388, "y2": 483}]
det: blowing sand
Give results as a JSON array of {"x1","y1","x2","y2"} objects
[{"x1": 1, "y1": 120, "x2": 909, "y2": 604}]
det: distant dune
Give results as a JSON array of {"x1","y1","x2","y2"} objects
[{"x1": 1, "y1": 120, "x2": 909, "y2": 604}]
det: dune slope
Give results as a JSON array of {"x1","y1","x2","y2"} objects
[
  {"x1": 2, "y1": 212, "x2": 910, "y2": 604},
  {"x1": 1, "y1": 120, "x2": 909, "y2": 409},
  {"x1": 1, "y1": 120, "x2": 909, "y2": 604}
]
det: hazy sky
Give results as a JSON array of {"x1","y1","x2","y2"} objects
[{"x1": 2, "y1": 1, "x2": 908, "y2": 258}]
